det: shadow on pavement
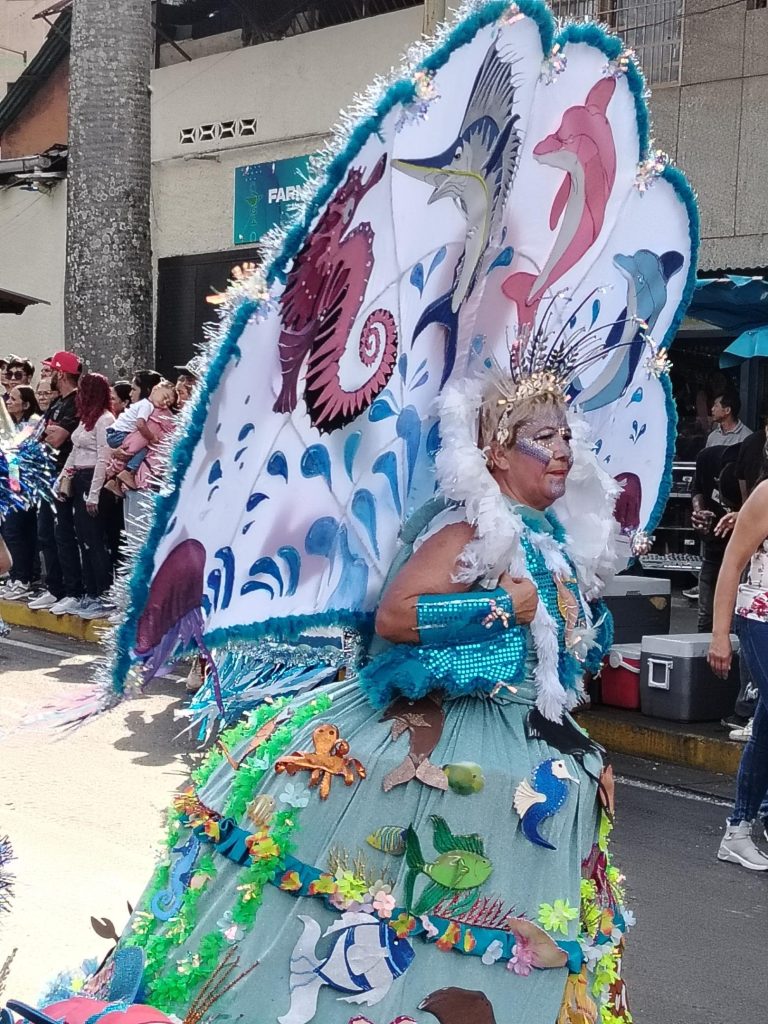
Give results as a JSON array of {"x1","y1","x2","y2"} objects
[{"x1": 110, "y1": 677, "x2": 201, "y2": 770}]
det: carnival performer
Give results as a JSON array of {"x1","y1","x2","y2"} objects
[
  {"x1": 83, "y1": 368, "x2": 626, "y2": 1024},
  {"x1": 2, "y1": 4, "x2": 697, "y2": 1024}
]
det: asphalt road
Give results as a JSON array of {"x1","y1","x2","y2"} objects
[{"x1": 0, "y1": 628, "x2": 764, "y2": 1021}]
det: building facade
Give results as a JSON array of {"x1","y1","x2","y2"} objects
[{"x1": 0, "y1": 0, "x2": 766, "y2": 369}]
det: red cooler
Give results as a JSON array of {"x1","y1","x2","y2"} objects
[{"x1": 601, "y1": 644, "x2": 641, "y2": 709}]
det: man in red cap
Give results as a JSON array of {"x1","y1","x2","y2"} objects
[{"x1": 29, "y1": 351, "x2": 85, "y2": 614}]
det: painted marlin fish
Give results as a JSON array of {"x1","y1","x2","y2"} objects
[
  {"x1": 278, "y1": 912, "x2": 415, "y2": 1024},
  {"x1": 404, "y1": 815, "x2": 492, "y2": 916},
  {"x1": 503, "y1": 78, "x2": 617, "y2": 331},
  {"x1": 394, "y1": 42, "x2": 521, "y2": 385},
  {"x1": 570, "y1": 248, "x2": 684, "y2": 412}
]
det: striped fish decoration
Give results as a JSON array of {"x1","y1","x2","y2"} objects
[{"x1": 366, "y1": 826, "x2": 407, "y2": 856}]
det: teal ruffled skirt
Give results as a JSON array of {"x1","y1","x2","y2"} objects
[{"x1": 119, "y1": 670, "x2": 629, "y2": 1024}]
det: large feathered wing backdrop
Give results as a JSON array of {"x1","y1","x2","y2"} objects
[{"x1": 105, "y1": 0, "x2": 698, "y2": 718}]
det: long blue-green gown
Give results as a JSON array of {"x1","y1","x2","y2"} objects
[{"x1": 118, "y1": 510, "x2": 628, "y2": 1024}]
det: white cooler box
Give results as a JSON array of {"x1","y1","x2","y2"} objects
[
  {"x1": 602, "y1": 575, "x2": 671, "y2": 645},
  {"x1": 640, "y1": 633, "x2": 740, "y2": 722}
]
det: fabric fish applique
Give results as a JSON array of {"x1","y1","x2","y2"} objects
[
  {"x1": 366, "y1": 826, "x2": 407, "y2": 856},
  {"x1": 513, "y1": 758, "x2": 579, "y2": 851},
  {"x1": 442, "y1": 762, "x2": 485, "y2": 796},
  {"x1": 404, "y1": 815, "x2": 492, "y2": 916},
  {"x1": 278, "y1": 912, "x2": 415, "y2": 1024}
]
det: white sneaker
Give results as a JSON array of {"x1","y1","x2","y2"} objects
[
  {"x1": 718, "y1": 821, "x2": 768, "y2": 871},
  {"x1": 78, "y1": 598, "x2": 112, "y2": 621},
  {"x1": 729, "y1": 719, "x2": 753, "y2": 742},
  {"x1": 28, "y1": 590, "x2": 58, "y2": 610},
  {"x1": 3, "y1": 581, "x2": 30, "y2": 601},
  {"x1": 50, "y1": 596, "x2": 83, "y2": 616}
]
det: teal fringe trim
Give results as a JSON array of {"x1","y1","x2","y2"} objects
[
  {"x1": 554, "y1": 22, "x2": 650, "y2": 159},
  {"x1": 645, "y1": 164, "x2": 700, "y2": 538},
  {"x1": 584, "y1": 599, "x2": 614, "y2": 676},
  {"x1": 356, "y1": 641, "x2": 528, "y2": 710}
]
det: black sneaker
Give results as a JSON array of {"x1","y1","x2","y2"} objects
[{"x1": 721, "y1": 713, "x2": 750, "y2": 731}]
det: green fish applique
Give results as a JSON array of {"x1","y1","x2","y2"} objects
[{"x1": 404, "y1": 815, "x2": 492, "y2": 916}]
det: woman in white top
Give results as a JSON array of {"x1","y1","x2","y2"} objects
[
  {"x1": 56, "y1": 373, "x2": 115, "y2": 620},
  {"x1": 708, "y1": 478, "x2": 768, "y2": 871},
  {"x1": 1, "y1": 386, "x2": 42, "y2": 601}
]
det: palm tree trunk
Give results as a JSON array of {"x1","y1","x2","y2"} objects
[{"x1": 65, "y1": 0, "x2": 153, "y2": 378}]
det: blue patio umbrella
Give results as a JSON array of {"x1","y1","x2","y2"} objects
[{"x1": 719, "y1": 326, "x2": 768, "y2": 368}]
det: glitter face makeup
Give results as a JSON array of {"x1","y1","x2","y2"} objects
[{"x1": 513, "y1": 412, "x2": 574, "y2": 500}]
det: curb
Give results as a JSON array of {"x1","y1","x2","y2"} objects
[
  {"x1": 0, "y1": 598, "x2": 108, "y2": 644},
  {"x1": 577, "y1": 707, "x2": 741, "y2": 776}
]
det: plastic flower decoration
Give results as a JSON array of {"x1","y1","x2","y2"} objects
[
  {"x1": 246, "y1": 830, "x2": 280, "y2": 861},
  {"x1": 279, "y1": 782, "x2": 310, "y2": 808},
  {"x1": 508, "y1": 934, "x2": 534, "y2": 977},
  {"x1": 371, "y1": 888, "x2": 396, "y2": 919},
  {"x1": 334, "y1": 870, "x2": 368, "y2": 904},
  {"x1": 308, "y1": 873, "x2": 337, "y2": 896},
  {"x1": 538, "y1": 898, "x2": 578, "y2": 936},
  {"x1": 217, "y1": 910, "x2": 245, "y2": 944},
  {"x1": 481, "y1": 939, "x2": 504, "y2": 966},
  {"x1": 389, "y1": 913, "x2": 417, "y2": 938}
]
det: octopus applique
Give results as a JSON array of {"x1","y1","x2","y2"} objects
[{"x1": 274, "y1": 724, "x2": 366, "y2": 799}]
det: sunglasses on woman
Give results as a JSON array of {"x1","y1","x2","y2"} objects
[{"x1": 5, "y1": 370, "x2": 26, "y2": 381}]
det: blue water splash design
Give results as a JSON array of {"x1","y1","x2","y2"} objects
[
  {"x1": 569, "y1": 315, "x2": 577, "y2": 329},
  {"x1": 234, "y1": 447, "x2": 248, "y2": 462},
  {"x1": 427, "y1": 246, "x2": 447, "y2": 281},
  {"x1": 267, "y1": 451, "x2": 288, "y2": 481},
  {"x1": 208, "y1": 460, "x2": 222, "y2": 485},
  {"x1": 327, "y1": 526, "x2": 369, "y2": 611},
  {"x1": 472, "y1": 334, "x2": 485, "y2": 355},
  {"x1": 238, "y1": 423, "x2": 255, "y2": 442},
  {"x1": 629, "y1": 387, "x2": 644, "y2": 405},
  {"x1": 214, "y1": 547, "x2": 235, "y2": 609},
  {"x1": 397, "y1": 406, "x2": 421, "y2": 492},
  {"x1": 591, "y1": 298, "x2": 601, "y2": 326},
  {"x1": 305, "y1": 517, "x2": 339, "y2": 560},
  {"x1": 208, "y1": 486, "x2": 220, "y2": 502},
  {"x1": 352, "y1": 489, "x2": 379, "y2": 559},
  {"x1": 207, "y1": 568, "x2": 222, "y2": 611},
  {"x1": 163, "y1": 516, "x2": 177, "y2": 538},
  {"x1": 410, "y1": 358, "x2": 429, "y2": 391},
  {"x1": 630, "y1": 421, "x2": 647, "y2": 444},
  {"x1": 300, "y1": 444, "x2": 332, "y2": 489},
  {"x1": 247, "y1": 492, "x2": 269, "y2": 511},
  {"x1": 398, "y1": 353, "x2": 408, "y2": 382},
  {"x1": 373, "y1": 451, "x2": 401, "y2": 516},
  {"x1": 593, "y1": 439, "x2": 603, "y2": 455},
  {"x1": 344, "y1": 432, "x2": 362, "y2": 481},
  {"x1": 426, "y1": 421, "x2": 441, "y2": 460},
  {"x1": 240, "y1": 580, "x2": 275, "y2": 599},
  {"x1": 242, "y1": 521, "x2": 255, "y2": 534},
  {"x1": 278, "y1": 546, "x2": 301, "y2": 596},
  {"x1": 369, "y1": 398, "x2": 396, "y2": 421},
  {"x1": 410, "y1": 262, "x2": 425, "y2": 296},
  {"x1": 487, "y1": 245, "x2": 514, "y2": 274},
  {"x1": 246, "y1": 557, "x2": 284, "y2": 597}
]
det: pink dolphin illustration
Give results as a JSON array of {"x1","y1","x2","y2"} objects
[{"x1": 503, "y1": 78, "x2": 617, "y2": 330}]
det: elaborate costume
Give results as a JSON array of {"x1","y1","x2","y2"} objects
[{"x1": 2, "y1": 3, "x2": 697, "y2": 1024}]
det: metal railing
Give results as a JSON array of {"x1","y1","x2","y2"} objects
[
  {"x1": 157, "y1": 0, "x2": 422, "y2": 49},
  {"x1": 551, "y1": 0, "x2": 684, "y2": 84}
]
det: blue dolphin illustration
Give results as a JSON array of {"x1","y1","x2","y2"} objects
[{"x1": 571, "y1": 249, "x2": 684, "y2": 412}]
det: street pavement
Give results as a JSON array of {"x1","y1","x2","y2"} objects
[{"x1": 0, "y1": 628, "x2": 764, "y2": 1021}]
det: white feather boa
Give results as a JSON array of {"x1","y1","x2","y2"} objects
[{"x1": 435, "y1": 379, "x2": 621, "y2": 721}]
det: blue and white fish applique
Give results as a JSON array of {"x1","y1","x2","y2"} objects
[
  {"x1": 278, "y1": 911, "x2": 415, "y2": 1024},
  {"x1": 513, "y1": 758, "x2": 579, "y2": 850}
]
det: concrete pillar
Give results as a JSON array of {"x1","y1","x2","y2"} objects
[{"x1": 423, "y1": 0, "x2": 448, "y2": 35}]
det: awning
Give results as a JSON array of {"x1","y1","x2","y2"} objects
[
  {"x1": 0, "y1": 288, "x2": 50, "y2": 315},
  {"x1": 689, "y1": 276, "x2": 768, "y2": 333}
]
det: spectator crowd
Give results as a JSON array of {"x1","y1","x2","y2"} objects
[{"x1": 0, "y1": 350, "x2": 202, "y2": 621}]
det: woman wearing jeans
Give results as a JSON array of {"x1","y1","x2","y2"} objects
[
  {"x1": 708, "y1": 478, "x2": 768, "y2": 871},
  {"x1": 55, "y1": 373, "x2": 115, "y2": 620}
]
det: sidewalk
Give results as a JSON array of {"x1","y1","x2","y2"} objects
[{"x1": 0, "y1": 596, "x2": 108, "y2": 643}]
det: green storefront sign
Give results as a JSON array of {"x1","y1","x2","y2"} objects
[{"x1": 233, "y1": 155, "x2": 312, "y2": 245}]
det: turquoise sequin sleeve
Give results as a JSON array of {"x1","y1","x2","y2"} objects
[
  {"x1": 358, "y1": 590, "x2": 528, "y2": 709},
  {"x1": 416, "y1": 589, "x2": 515, "y2": 645}
]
